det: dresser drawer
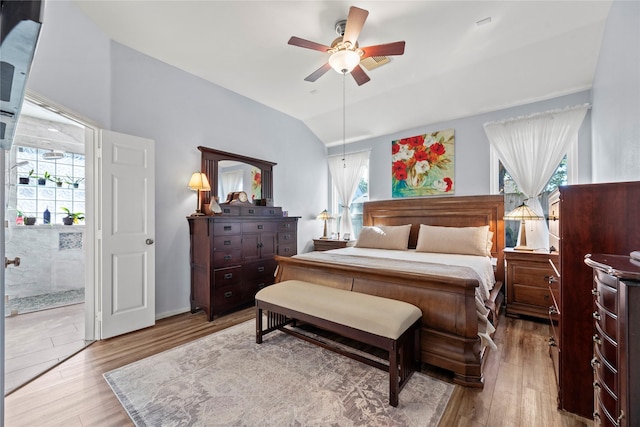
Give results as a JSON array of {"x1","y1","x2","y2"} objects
[
  {"x1": 213, "y1": 222, "x2": 241, "y2": 235},
  {"x1": 213, "y1": 249, "x2": 242, "y2": 267},
  {"x1": 594, "y1": 278, "x2": 617, "y2": 315},
  {"x1": 244, "y1": 260, "x2": 277, "y2": 281},
  {"x1": 593, "y1": 349, "x2": 617, "y2": 397},
  {"x1": 279, "y1": 220, "x2": 297, "y2": 232},
  {"x1": 219, "y1": 206, "x2": 240, "y2": 216},
  {"x1": 594, "y1": 323, "x2": 618, "y2": 370},
  {"x1": 511, "y1": 264, "x2": 554, "y2": 289},
  {"x1": 213, "y1": 266, "x2": 242, "y2": 287},
  {"x1": 278, "y1": 243, "x2": 297, "y2": 257},
  {"x1": 241, "y1": 221, "x2": 278, "y2": 233},
  {"x1": 594, "y1": 301, "x2": 618, "y2": 342},
  {"x1": 213, "y1": 235, "x2": 242, "y2": 251},
  {"x1": 278, "y1": 231, "x2": 296, "y2": 244},
  {"x1": 212, "y1": 284, "x2": 245, "y2": 313},
  {"x1": 512, "y1": 284, "x2": 553, "y2": 307}
]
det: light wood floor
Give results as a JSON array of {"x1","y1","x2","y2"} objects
[
  {"x1": 4, "y1": 303, "x2": 89, "y2": 394},
  {"x1": 4, "y1": 308, "x2": 590, "y2": 426}
]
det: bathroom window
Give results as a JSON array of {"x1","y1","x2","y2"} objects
[{"x1": 14, "y1": 146, "x2": 85, "y2": 225}]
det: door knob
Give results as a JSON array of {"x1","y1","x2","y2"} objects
[
  {"x1": 5, "y1": 257, "x2": 21, "y2": 268},
  {"x1": 145, "y1": 238, "x2": 154, "y2": 245}
]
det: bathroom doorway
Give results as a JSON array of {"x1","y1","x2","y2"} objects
[{"x1": 4, "y1": 99, "x2": 92, "y2": 394}]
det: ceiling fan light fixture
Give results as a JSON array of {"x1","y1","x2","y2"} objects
[{"x1": 329, "y1": 50, "x2": 360, "y2": 74}]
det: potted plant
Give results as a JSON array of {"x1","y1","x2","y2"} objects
[
  {"x1": 61, "y1": 207, "x2": 84, "y2": 225},
  {"x1": 51, "y1": 175, "x2": 64, "y2": 187},
  {"x1": 24, "y1": 216, "x2": 36, "y2": 225},
  {"x1": 37, "y1": 171, "x2": 51, "y2": 185},
  {"x1": 66, "y1": 176, "x2": 85, "y2": 188},
  {"x1": 19, "y1": 169, "x2": 34, "y2": 185}
]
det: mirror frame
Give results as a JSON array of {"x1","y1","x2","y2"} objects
[{"x1": 198, "y1": 146, "x2": 276, "y2": 204}]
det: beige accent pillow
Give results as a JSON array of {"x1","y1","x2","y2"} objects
[
  {"x1": 355, "y1": 224, "x2": 412, "y2": 250},
  {"x1": 416, "y1": 224, "x2": 491, "y2": 256}
]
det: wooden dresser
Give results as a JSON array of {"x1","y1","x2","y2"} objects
[
  {"x1": 504, "y1": 249, "x2": 559, "y2": 320},
  {"x1": 548, "y1": 182, "x2": 640, "y2": 419},
  {"x1": 585, "y1": 254, "x2": 640, "y2": 427},
  {"x1": 187, "y1": 209, "x2": 298, "y2": 321}
]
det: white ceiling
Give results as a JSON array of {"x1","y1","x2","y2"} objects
[{"x1": 72, "y1": 1, "x2": 612, "y2": 146}]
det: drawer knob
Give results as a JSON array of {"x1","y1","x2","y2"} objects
[
  {"x1": 593, "y1": 334, "x2": 602, "y2": 345},
  {"x1": 224, "y1": 255, "x2": 232, "y2": 260},
  {"x1": 592, "y1": 311, "x2": 601, "y2": 321},
  {"x1": 224, "y1": 291, "x2": 233, "y2": 298},
  {"x1": 224, "y1": 225, "x2": 232, "y2": 231},
  {"x1": 591, "y1": 356, "x2": 600, "y2": 369},
  {"x1": 224, "y1": 273, "x2": 233, "y2": 280},
  {"x1": 258, "y1": 266, "x2": 265, "y2": 272},
  {"x1": 592, "y1": 288, "x2": 601, "y2": 297}
]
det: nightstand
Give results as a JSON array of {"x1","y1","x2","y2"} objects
[
  {"x1": 504, "y1": 248, "x2": 559, "y2": 320},
  {"x1": 312, "y1": 239, "x2": 354, "y2": 251}
]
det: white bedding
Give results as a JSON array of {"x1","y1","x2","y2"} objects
[{"x1": 294, "y1": 247, "x2": 498, "y2": 350}]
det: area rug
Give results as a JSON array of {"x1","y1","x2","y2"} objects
[{"x1": 104, "y1": 320, "x2": 453, "y2": 426}]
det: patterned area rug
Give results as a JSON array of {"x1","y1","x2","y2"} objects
[{"x1": 104, "y1": 320, "x2": 453, "y2": 426}]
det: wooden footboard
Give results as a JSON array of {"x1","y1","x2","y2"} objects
[{"x1": 275, "y1": 255, "x2": 486, "y2": 387}]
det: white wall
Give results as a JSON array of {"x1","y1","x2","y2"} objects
[
  {"x1": 25, "y1": 0, "x2": 328, "y2": 319},
  {"x1": 328, "y1": 91, "x2": 592, "y2": 200},
  {"x1": 591, "y1": 0, "x2": 640, "y2": 183}
]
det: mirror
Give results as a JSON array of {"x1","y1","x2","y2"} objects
[{"x1": 198, "y1": 146, "x2": 276, "y2": 205}]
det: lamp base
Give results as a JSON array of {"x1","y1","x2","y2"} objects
[
  {"x1": 191, "y1": 211, "x2": 206, "y2": 216},
  {"x1": 513, "y1": 245, "x2": 534, "y2": 251}
]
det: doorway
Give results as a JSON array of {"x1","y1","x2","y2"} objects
[{"x1": 4, "y1": 99, "x2": 92, "y2": 394}]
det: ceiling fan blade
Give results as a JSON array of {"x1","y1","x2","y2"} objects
[
  {"x1": 288, "y1": 36, "x2": 331, "y2": 52},
  {"x1": 350, "y1": 65, "x2": 370, "y2": 86},
  {"x1": 360, "y1": 41, "x2": 406, "y2": 58},
  {"x1": 304, "y1": 63, "x2": 332, "y2": 82},
  {"x1": 343, "y1": 6, "x2": 369, "y2": 46}
]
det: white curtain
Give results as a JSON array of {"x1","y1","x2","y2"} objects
[
  {"x1": 220, "y1": 170, "x2": 243, "y2": 200},
  {"x1": 328, "y1": 150, "x2": 370, "y2": 238},
  {"x1": 484, "y1": 104, "x2": 589, "y2": 249}
]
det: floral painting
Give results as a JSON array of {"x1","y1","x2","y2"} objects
[
  {"x1": 251, "y1": 167, "x2": 261, "y2": 201},
  {"x1": 392, "y1": 129, "x2": 455, "y2": 198}
]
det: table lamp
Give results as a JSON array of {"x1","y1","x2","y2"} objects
[
  {"x1": 316, "y1": 209, "x2": 334, "y2": 239},
  {"x1": 188, "y1": 172, "x2": 211, "y2": 216},
  {"x1": 504, "y1": 202, "x2": 543, "y2": 251}
]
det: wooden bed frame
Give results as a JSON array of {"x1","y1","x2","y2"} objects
[{"x1": 274, "y1": 195, "x2": 505, "y2": 387}]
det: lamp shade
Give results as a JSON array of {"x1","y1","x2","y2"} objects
[
  {"x1": 316, "y1": 209, "x2": 334, "y2": 221},
  {"x1": 504, "y1": 202, "x2": 543, "y2": 221},
  {"x1": 188, "y1": 172, "x2": 211, "y2": 191},
  {"x1": 329, "y1": 50, "x2": 361, "y2": 74}
]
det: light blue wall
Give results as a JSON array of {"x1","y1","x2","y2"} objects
[
  {"x1": 328, "y1": 91, "x2": 592, "y2": 201},
  {"x1": 25, "y1": 0, "x2": 327, "y2": 319},
  {"x1": 591, "y1": 0, "x2": 640, "y2": 183}
]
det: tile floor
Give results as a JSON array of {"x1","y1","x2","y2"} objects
[{"x1": 4, "y1": 303, "x2": 90, "y2": 394}]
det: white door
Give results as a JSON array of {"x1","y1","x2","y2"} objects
[{"x1": 99, "y1": 130, "x2": 155, "y2": 339}]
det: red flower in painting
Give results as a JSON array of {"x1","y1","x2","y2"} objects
[
  {"x1": 397, "y1": 138, "x2": 410, "y2": 145},
  {"x1": 430, "y1": 142, "x2": 446, "y2": 155},
  {"x1": 444, "y1": 177, "x2": 453, "y2": 192},
  {"x1": 414, "y1": 150, "x2": 428, "y2": 162},
  {"x1": 392, "y1": 143, "x2": 400, "y2": 155},
  {"x1": 253, "y1": 172, "x2": 261, "y2": 184},
  {"x1": 406, "y1": 135, "x2": 425, "y2": 148},
  {"x1": 392, "y1": 161, "x2": 407, "y2": 181}
]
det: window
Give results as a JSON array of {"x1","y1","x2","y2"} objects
[
  {"x1": 331, "y1": 163, "x2": 369, "y2": 239},
  {"x1": 500, "y1": 156, "x2": 567, "y2": 247},
  {"x1": 14, "y1": 146, "x2": 85, "y2": 225}
]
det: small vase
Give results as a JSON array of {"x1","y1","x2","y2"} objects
[
  {"x1": 62, "y1": 217, "x2": 74, "y2": 225},
  {"x1": 24, "y1": 217, "x2": 36, "y2": 225}
]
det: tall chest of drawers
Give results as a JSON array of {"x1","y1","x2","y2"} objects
[
  {"x1": 585, "y1": 254, "x2": 640, "y2": 427},
  {"x1": 188, "y1": 212, "x2": 298, "y2": 321},
  {"x1": 548, "y1": 182, "x2": 640, "y2": 419}
]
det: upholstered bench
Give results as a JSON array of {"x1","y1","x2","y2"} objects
[{"x1": 255, "y1": 279, "x2": 422, "y2": 407}]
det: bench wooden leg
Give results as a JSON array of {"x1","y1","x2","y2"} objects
[
  {"x1": 256, "y1": 307, "x2": 263, "y2": 344},
  {"x1": 389, "y1": 340, "x2": 399, "y2": 407}
]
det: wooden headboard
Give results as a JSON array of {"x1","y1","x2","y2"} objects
[{"x1": 363, "y1": 195, "x2": 505, "y2": 283}]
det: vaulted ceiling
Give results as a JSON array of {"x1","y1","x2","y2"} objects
[{"x1": 73, "y1": 1, "x2": 612, "y2": 146}]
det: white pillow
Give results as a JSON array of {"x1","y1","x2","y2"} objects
[
  {"x1": 355, "y1": 224, "x2": 412, "y2": 250},
  {"x1": 416, "y1": 224, "x2": 491, "y2": 256}
]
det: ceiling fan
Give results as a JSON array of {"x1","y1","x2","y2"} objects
[{"x1": 288, "y1": 6, "x2": 405, "y2": 86}]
